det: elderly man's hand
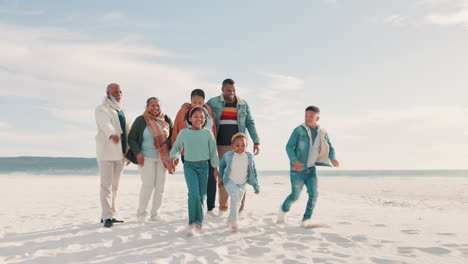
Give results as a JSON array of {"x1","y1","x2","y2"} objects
[{"x1": 110, "y1": 135, "x2": 120, "y2": 144}]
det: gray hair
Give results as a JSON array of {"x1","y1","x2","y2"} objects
[{"x1": 106, "y1": 83, "x2": 120, "y2": 93}]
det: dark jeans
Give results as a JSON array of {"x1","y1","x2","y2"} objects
[{"x1": 181, "y1": 156, "x2": 216, "y2": 211}]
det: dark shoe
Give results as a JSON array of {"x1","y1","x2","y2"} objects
[
  {"x1": 103, "y1": 219, "x2": 113, "y2": 228},
  {"x1": 100, "y1": 218, "x2": 124, "y2": 223}
]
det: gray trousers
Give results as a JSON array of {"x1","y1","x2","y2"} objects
[{"x1": 98, "y1": 159, "x2": 124, "y2": 220}]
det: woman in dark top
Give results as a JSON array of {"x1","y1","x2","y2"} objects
[{"x1": 127, "y1": 97, "x2": 174, "y2": 222}]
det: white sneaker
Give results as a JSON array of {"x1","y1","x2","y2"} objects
[
  {"x1": 301, "y1": 219, "x2": 313, "y2": 228},
  {"x1": 206, "y1": 210, "x2": 217, "y2": 217},
  {"x1": 277, "y1": 208, "x2": 287, "y2": 224},
  {"x1": 137, "y1": 216, "x2": 147, "y2": 222}
]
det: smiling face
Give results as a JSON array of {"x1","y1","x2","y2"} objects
[
  {"x1": 232, "y1": 136, "x2": 247, "y2": 154},
  {"x1": 305, "y1": 110, "x2": 320, "y2": 128},
  {"x1": 189, "y1": 109, "x2": 206, "y2": 129},
  {"x1": 146, "y1": 98, "x2": 161, "y2": 116},
  {"x1": 222, "y1": 84, "x2": 236, "y2": 103},
  {"x1": 107, "y1": 84, "x2": 122, "y2": 102}
]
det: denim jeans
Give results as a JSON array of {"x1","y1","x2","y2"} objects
[{"x1": 281, "y1": 167, "x2": 318, "y2": 220}]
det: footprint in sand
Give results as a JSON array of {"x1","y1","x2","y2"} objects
[
  {"x1": 244, "y1": 246, "x2": 270, "y2": 256},
  {"x1": 337, "y1": 221, "x2": 352, "y2": 225},
  {"x1": 311, "y1": 257, "x2": 329, "y2": 263},
  {"x1": 416, "y1": 247, "x2": 451, "y2": 255},
  {"x1": 282, "y1": 242, "x2": 308, "y2": 250},
  {"x1": 440, "y1": 244, "x2": 459, "y2": 248},
  {"x1": 332, "y1": 252, "x2": 351, "y2": 258},
  {"x1": 374, "y1": 224, "x2": 386, "y2": 227},
  {"x1": 275, "y1": 254, "x2": 286, "y2": 260},
  {"x1": 398, "y1": 246, "x2": 451, "y2": 256},
  {"x1": 282, "y1": 259, "x2": 303, "y2": 264},
  {"x1": 436, "y1": 232, "x2": 456, "y2": 237},
  {"x1": 350, "y1": 235, "x2": 367, "y2": 242},
  {"x1": 370, "y1": 257, "x2": 407, "y2": 264},
  {"x1": 321, "y1": 233, "x2": 355, "y2": 248},
  {"x1": 400, "y1": 229, "x2": 420, "y2": 235}
]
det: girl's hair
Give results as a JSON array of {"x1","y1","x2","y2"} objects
[
  {"x1": 186, "y1": 106, "x2": 207, "y2": 126},
  {"x1": 231, "y1": 132, "x2": 247, "y2": 144},
  {"x1": 146, "y1": 97, "x2": 159, "y2": 107}
]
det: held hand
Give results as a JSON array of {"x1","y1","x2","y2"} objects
[
  {"x1": 136, "y1": 153, "x2": 144, "y2": 167},
  {"x1": 255, "y1": 191, "x2": 260, "y2": 195},
  {"x1": 174, "y1": 159, "x2": 179, "y2": 166},
  {"x1": 168, "y1": 166, "x2": 176, "y2": 174},
  {"x1": 293, "y1": 161, "x2": 304, "y2": 171},
  {"x1": 110, "y1": 135, "x2": 120, "y2": 144},
  {"x1": 253, "y1": 144, "x2": 260, "y2": 155},
  {"x1": 213, "y1": 169, "x2": 221, "y2": 182},
  {"x1": 331, "y1": 160, "x2": 339, "y2": 167}
]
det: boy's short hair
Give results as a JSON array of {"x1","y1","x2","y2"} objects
[
  {"x1": 305, "y1": 106, "x2": 320, "y2": 113},
  {"x1": 190, "y1": 89, "x2": 205, "y2": 99},
  {"x1": 231, "y1": 132, "x2": 247, "y2": 144},
  {"x1": 222, "y1": 78, "x2": 235, "y2": 86}
]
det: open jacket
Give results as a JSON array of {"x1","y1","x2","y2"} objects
[
  {"x1": 206, "y1": 95, "x2": 260, "y2": 145},
  {"x1": 219, "y1": 150, "x2": 260, "y2": 192},
  {"x1": 95, "y1": 104, "x2": 130, "y2": 161},
  {"x1": 126, "y1": 115, "x2": 173, "y2": 165},
  {"x1": 286, "y1": 124, "x2": 336, "y2": 171}
]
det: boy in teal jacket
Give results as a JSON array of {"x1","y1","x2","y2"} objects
[{"x1": 277, "y1": 106, "x2": 339, "y2": 226}]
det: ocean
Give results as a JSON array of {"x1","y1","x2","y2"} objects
[{"x1": 0, "y1": 157, "x2": 467, "y2": 177}]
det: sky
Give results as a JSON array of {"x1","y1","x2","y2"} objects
[{"x1": 0, "y1": 0, "x2": 467, "y2": 170}]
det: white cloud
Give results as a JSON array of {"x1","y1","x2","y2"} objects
[
  {"x1": 0, "y1": 122, "x2": 12, "y2": 129},
  {"x1": 0, "y1": 22, "x2": 214, "y2": 110},
  {"x1": 418, "y1": 0, "x2": 468, "y2": 28},
  {"x1": 425, "y1": 9, "x2": 468, "y2": 28},
  {"x1": 382, "y1": 14, "x2": 407, "y2": 25}
]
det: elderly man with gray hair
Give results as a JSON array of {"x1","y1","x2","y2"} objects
[{"x1": 95, "y1": 83, "x2": 130, "y2": 228}]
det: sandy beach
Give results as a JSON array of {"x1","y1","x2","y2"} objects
[{"x1": 0, "y1": 174, "x2": 467, "y2": 264}]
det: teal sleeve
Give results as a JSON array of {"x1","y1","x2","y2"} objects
[
  {"x1": 245, "y1": 103, "x2": 260, "y2": 145},
  {"x1": 206, "y1": 98, "x2": 214, "y2": 109},
  {"x1": 251, "y1": 159, "x2": 260, "y2": 192},
  {"x1": 208, "y1": 131, "x2": 220, "y2": 167},
  {"x1": 219, "y1": 155, "x2": 227, "y2": 182},
  {"x1": 170, "y1": 131, "x2": 184, "y2": 159},
  {"x1": 325, "y1": 133, "x2": 336, "y2": 161},
  {"x1": 285, "y1": 128, "x2": 299, "y2": 163}
]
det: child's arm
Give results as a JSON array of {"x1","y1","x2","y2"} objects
[
  {"x1": 169, "y1": 131, "x2": 184, "y2": 161},
  {"x1": 219, "y1": 155, "x2": 226, "y2": 182},
  {"x1": 325, "y1": 133, "x2": 339, "y2": 167},
  {"x1": 208, "y1": 131, "x2": 220, "y2": 168},
  {"x1": 251, "y1": 158, "x2": 260, "y2": 194}
]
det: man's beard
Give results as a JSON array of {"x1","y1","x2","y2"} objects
[{"x1": 110, "y1": 95, "x2": 123, "y2": 108}]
